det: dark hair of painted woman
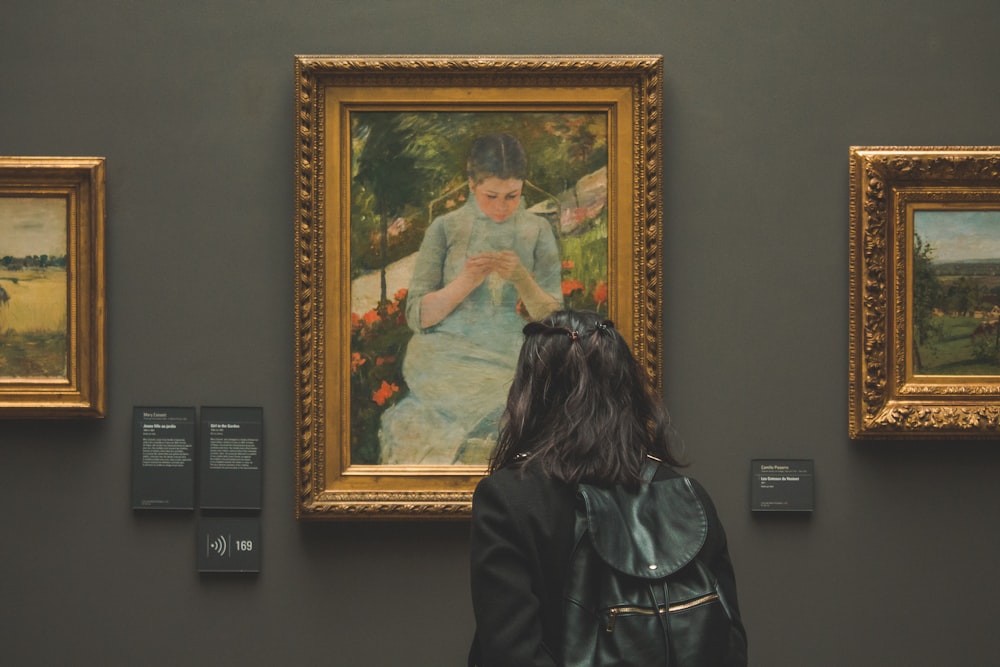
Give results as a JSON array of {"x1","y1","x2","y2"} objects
[{"x1": 467, "y1": 132, "x2": 529, "y2": 184}]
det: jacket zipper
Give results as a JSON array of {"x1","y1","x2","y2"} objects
[{"x1": 604, "y1": 593, "x2": 720, "y2": 633}]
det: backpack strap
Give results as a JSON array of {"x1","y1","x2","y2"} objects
[{"x1": 641, "y1": 456, "x2": 660, "y2": 483}]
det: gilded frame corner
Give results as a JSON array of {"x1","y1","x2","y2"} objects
[
  {"x1": 294, "y1": 55, "x2": 663, "y2": 519},
  {"x1": 0, "y1": 156, "x2": 106, "y2": 418},
  {"x1": 850, "y1": 146, "x2": 1000, "y2": 438}
]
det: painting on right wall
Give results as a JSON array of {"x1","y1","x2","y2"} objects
[{"x1": 850, "y1": 146, "x2": 1000, "y2": 438}]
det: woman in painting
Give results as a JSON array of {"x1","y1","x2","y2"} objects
[{"x1": 379, "y1": 133, "x2": 563, "y2": 464}]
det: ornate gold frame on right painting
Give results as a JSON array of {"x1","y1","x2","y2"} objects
[{"x1": 850, "y1": 146, "x2": 1000, "y2": 438}]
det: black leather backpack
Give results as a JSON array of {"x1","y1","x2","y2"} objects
[{"x1": 561, "y1": 461, "x2": 745, "y2": 666}]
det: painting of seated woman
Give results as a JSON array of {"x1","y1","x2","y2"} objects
[{"x1": 349, "y1": 113, "x2": 610, "y2": 465}]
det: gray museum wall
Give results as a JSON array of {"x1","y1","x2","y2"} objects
[{"x1": 2, "y1": 1, "x2": 999, "y2": 665}]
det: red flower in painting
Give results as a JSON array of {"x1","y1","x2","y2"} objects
[
  {"x1": 561, "y1": 260, "x2": 575, "y2": 270},
  {"x1": 362, "y1": 309, "x2": 380, "y2": 326},
  {"x1": 561, "y1": 279, "x2": 585, "y2": 296},
  {"x1": 592, "y1": 281, "x2": 608, "y2": 308},
  {"x1": 372, "y1": 380, "x2": 399, "y2": 406},
  {"x1": 351, "y1": 352, "x2": 367, "y2": 373},
  {"x1": 394, "y1": 288, "x2": 408, "y2": 302}
]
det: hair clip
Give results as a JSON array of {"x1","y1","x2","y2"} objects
[{"x1": 594, "y1": 320, "x2": 614, "y2": 335}]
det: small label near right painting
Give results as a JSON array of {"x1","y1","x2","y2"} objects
[{"x1": 751, "y1": 459, "x2": 814, "y2": 512}]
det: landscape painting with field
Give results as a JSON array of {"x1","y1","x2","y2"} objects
[
  {"x1": 913, "y1": 209, "x2": 1000, "y2": 376},
  {"x1": 0, "y1": 196, "x2": 68, "y2": 379}
]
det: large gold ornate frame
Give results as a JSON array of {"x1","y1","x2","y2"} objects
[
  {"x1": 850, "y1": 146, "x2": 1000, "y2": 438},
  {"x1": 0, "y1": 157, "x2": 106, "y2": 418},
  {"x1": 294, "y1": 56, "x2": 663, "y2": 519}
]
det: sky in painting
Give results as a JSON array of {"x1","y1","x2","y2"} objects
[
  {"x1": 0, "y1": 197, "x2": 66, "y2": 257},
  {"x1": 914, "y1": 210, "x2": 1000, "y2": 262}
]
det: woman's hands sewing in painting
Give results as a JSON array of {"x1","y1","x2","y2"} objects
[
  {"x1": 490, "y1": 251, "x2": 559, "y2": 320},
  {"x1": 418, "y1": 251, "x2": 558, "y2": 328}
]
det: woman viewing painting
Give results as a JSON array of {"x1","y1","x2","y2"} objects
[{"x1": 379, "y1": 133, "x2": 563, "y2": 464}]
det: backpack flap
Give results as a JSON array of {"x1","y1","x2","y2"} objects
[{"x1": 578, "y1": 477, "x2": 708, "y2": 579}]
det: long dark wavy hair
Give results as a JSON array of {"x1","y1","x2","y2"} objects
[{"x1": 489, "y1": 310, "x2": 684, "y2": 485}]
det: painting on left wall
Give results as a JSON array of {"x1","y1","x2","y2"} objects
[{"x1": 0, "y1": 157, "x2": 106, "y2": 418}]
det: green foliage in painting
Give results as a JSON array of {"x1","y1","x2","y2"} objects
[
  {"x1": 912, "y1": 233, "x2": 944, "y2": 372},
  {"x1": 349, "y1": 112, "x2": 607, "y2": 277},
  {"x1": 349, "y1": 289, "x2": 412, "y2": 464},
  {"x1": 913, "y1": 233, "x2": 1000, "y2": 374}
]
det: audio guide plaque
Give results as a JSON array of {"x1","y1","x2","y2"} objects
[{"x1": 197, "y1": 516, "x2": 260, "y2": 573}]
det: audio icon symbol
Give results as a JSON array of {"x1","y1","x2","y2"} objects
[{"x1": 208, "y1": 534, "x2": 230, "y2": 557}]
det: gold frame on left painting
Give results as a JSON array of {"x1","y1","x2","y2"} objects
[{"x1": 0, "y1": 157, "x2": 106, "y2": 418}]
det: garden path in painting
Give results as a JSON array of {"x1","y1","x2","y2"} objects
[{"x1": 352, "y1": 253, "x2": 417, "y2": 315}]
